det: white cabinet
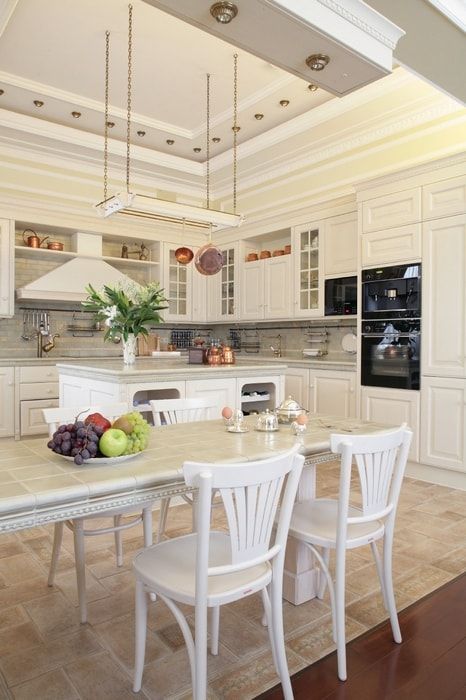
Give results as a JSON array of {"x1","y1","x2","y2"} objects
[
  {"x1": 0, "y1": 219, "x2": 14, "y2": 318},
  {"x1": 21, "y1": 399, "x2": 59, "y2": 437},
  {"x1": 420, "y1": 377, "x2": 465, "y2": 472},
  {"x1": 161, "y1": 243, "x2": 193, "y2": 322},
  {"x1": 186, "y1": 378, "x2": 237, "y2": 416},
  {"x1": 19, "y1": 365, "x2": 59, "y2": 436},
  {"x1": 361, "y1": 188, "x2": 421, "y2": 232},
  {"x1": 361, "y1": 224, "x2": 422, "y2": 267},
  {"x1": 207, "y1": 244, "x2": 239, "y2": 322},
  {"x1": 423, "y1": 175, "x2": 466, "y2": 220},
  {"x1": 284, "y1": 368, "x2": 310, "y2": 410},
  {"x1": 361, "y1": 386, "x2": 420, "y2": 462},
  {"x1": 324, "y1": 213, "x2": 357, "y2": 276},
  {"x1": 422, "y1": 215, "x2": 466, "y2": 377},
  {"x1": 241, "y1": 255, "x2": 292, "y2": 320},
  {"x1": 0, "y1": 367, "x2": 15, "y2": 437},
  {"x1": 293, "y1": 223, "x2": 323, "y2": 317},
  {"x1": 309, "y1": 370, "x2": 356, "y2": 418}
]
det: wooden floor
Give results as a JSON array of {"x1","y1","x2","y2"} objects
[{"x1": 258, "y1": 571, "x2": 466, "y2": 700}]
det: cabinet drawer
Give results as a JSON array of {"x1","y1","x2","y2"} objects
[
  {"x1": 20, "y1": 365, "x2": 58, "y2": 383},
  {"x1": 361, "y1": 224, "x2": 421, "y2": 267},
  {"x1": 20, "y1": 382, "x2": 59, "y2": 400},
  {"x1": 20, "y1": 398, "x2": 59, "y2": 436}
]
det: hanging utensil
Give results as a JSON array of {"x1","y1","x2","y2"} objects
[
  {"x1": 175, "y1": 219, "x2": 194, "y2": 264},
  {"x1": 194, "y1": 242, "x2": 223, "y2": 276}
]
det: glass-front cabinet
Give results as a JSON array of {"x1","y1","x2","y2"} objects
[
  {"x1": 207, "y1": 243, "x2": 238, "y2": 321},
  {"x1": 162, "y1": 243, "x2": 193, "y2": 321},
  {"x1": 293, "y1": 223, "x2": 323, "y2": 317}
]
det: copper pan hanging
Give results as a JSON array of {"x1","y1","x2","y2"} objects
[
  {"x1": 174, "y1": 246, "x2": 194, "y2": 264},
  {"x1": 194, "y1": 242, "x2": 223, "y2": 276}
]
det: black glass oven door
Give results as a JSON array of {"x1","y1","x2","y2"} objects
[{"x1": 361, "y1": 333, "x2": 420, "y2": 390}]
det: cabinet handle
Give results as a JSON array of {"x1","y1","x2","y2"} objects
[{"x1": 46, "y1": 389, "x2": 53, "y2": 394}]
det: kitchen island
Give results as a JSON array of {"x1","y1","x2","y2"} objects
[{"x1": 57, "y1": 358, "x2": 287, "y2": 417}]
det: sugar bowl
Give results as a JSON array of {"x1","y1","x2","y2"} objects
[{"x1": 255, "y1": 409, "x2": 279, "y2": 432}]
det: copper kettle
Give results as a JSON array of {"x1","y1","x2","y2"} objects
[{"x1": 23, "y1": 229, "x2": 49, "y2": 248}]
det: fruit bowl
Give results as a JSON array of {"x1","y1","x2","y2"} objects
[{"x1": 60, "y1": 453, "x2": 142, "y2": 466}]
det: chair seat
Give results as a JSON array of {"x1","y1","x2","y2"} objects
[
  {"x1": 289, "y1": 499, "x2": 384, "y2": 549},
  {"x1": 133, "y1": 531, "x2": 271, "y2": 606}
]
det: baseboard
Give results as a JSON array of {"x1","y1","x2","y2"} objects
[{"x1": 406, "y1": 461, "x2": 466, "y2": 491}]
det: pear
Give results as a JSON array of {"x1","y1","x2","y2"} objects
[{"x1": 112, "y1": 415, "x2": 133, "y2": 435}]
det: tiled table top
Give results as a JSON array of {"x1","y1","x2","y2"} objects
[{"x1": 0, "y1": 415, "x2": 387, "y2": 530}]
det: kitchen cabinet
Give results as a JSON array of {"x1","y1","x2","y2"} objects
[
  {"x1": 19, "y1": 365, "x2": 59, "y2": 436},
  {"x1": 293, "y1": 223, "x2": 323, "y2": 317},
  {"x1": 241, "y1": 255, "x2": 292, "y2": 320},
  {"x1": 207, "y1": 244, "x2": 239, "y2": 321},
  {"x1": 309, "y1": 370, "x2": 356, "y2": 418},
  {"x1": 161, "y1": 243, "x2": 192, "y2": 322},
  {"x1": 423, "y1": 175, "x2": 466, "y2": 220},
  {"x1": 361, "y1": 224, "x2": 422, "y2": 267},
  {"x1": 186, "y1": 378, "x2": 237, "y2": 417},
  {"x1": 420, "y1": 376, "x2": 465, "y2": 472},
  {"x1": 0, "y1": 218, "x2": 14, "y2": 318},
  {"x1": 0, "y1": 367, "x2": 15, "y2": 437},
  {"x1": 422, "y1": 214, "x2": 466, "y2": 377},
  {"x1": 284, "y1": 368, "x2": 310, "y2": 410},
  {"x1": 360, "y1": 386, "x2": 419, "y2": 462},
  {"x1": 324, "y1": 213, "x2": 357, "y2": 276},
  {"x1": 361, "y1": 188, "x2": 421, "y2": 232}
]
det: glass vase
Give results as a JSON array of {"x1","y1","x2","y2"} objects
[{"x1": 122, "y1": 333, "x2": 137, "y2": 365}]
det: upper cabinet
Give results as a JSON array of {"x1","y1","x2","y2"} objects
[
  {"x1": 207, "y1": 244, "x2": 239, "y2": 322},
  {"x1": 292, "y1": 223, "x2": 323, "y2": 317},
  {"x1": 241, "y1": 255, "x2": 292, "y2": 320},
  {"x1": 423, "y1": 175, "x2": 466, "y2": 220},
  {"x1": 0, "y1": 219, "x2": 14, "y2": 318},
  {"x1": 324, "y1": 212, "x2": 357, "y2": 276},
  {"x1": 161, "y1": 243, "x2": 192, "y2": 322},
  {"x1": 361, "y1": 188, "x2": 421, "y2": 232}
]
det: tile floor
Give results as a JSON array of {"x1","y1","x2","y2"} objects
[{"x1": 0, "y1": 464, "x2": 465, "y2": 699}]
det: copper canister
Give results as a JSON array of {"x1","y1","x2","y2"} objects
[{"x1": 222, "y1": 346, "x2": 235, "y2": 364}]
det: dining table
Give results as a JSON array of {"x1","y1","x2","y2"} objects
[{"x1": 0, "y1": 413, "x2": 389, "y2": 604}]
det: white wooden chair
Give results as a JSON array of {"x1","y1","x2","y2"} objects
[
  {"x1": 150, "y1": 397, "x2": 218, "y2": 542},
  {"x1": 132, "y1": 445, "x2": 304, "y2": 700},
  {"x1": 43, "y1": 403, "x2": 154, "y2": 624},
  {"x1": 288, "y1": 425, "x2": 412, "y2": 681}
]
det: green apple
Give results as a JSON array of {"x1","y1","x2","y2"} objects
[{"x1": 99, "y1": 428, "x2": 128, "y2": 457}]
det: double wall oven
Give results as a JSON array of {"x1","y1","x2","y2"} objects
[{"x1": 361, "y1": 263, "x2": 421, "y2": 390}]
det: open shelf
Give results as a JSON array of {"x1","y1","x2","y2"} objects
[
  {"x1": 103, "y1": 255, "x2": 159, "y2": 267},
  {"x1": 15, "y1": 246, "x2": 159, "y2": 267},
  {"x1": 241, "y1": 393, "x2": 270, "y2": 403}
]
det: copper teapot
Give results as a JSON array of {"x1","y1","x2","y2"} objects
[{"x1": 23, "y1": 229, "x2": 49, "y2": 248}]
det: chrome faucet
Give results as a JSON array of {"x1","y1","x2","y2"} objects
[{"x1": 270, "y1": 334, "x2": 282, "y2": 358}]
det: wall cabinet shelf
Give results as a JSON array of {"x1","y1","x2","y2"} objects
[{"x1": 14, "y1": 246, "x2": 159, "y2": 267}]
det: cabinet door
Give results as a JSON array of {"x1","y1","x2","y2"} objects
[
  {"x1": 420, "y1": 377, "x2": 465, "y2": 471},
  {"x1": 423, "y1": 175, "x2": 466, "y2": 220},
  {"x1": 191, "y1": 266, "x2": 207, "y2": 324},
  {"x1": 0, "y1": 367, "x2": 15, "y2": 437},
  {"x1": 293, "y1": 224, "x2": 323, "y2": 317},
  {"x1": 422, "y1": 215, "x2": 466, "y2": 377},
  {"x1": 324, "y1": 213, "x2": 357, "y2": 276},
  {"x1": 186, "y1": 378, "x2": 236, "y2": 417},
  {"x1": 309, "y1": 370, "x2": 356, "y2": 418},
  {"x1": 241, "y1": 260, "x2": 263, "y2": 320},
  {"x1": 361, "y1": 188, "x2": 421, "y2": 232},
  {"x1": 0, "y1": 219, "x2": 14, "y2": 318},
  {"x1": 21, "y1": 398, "x2": 59, "y2": 436},
  {"x1": 360, "y1": 386, "x2": 420, "y2": 462},
  {"x1": 284, "y1": 369, "x2": 310, "y2": 410},
  {"x1": 162, "y1": 244, "x2": 192, "y2": 322},
  {"x1": 207, "y1": 244, "x2": 238, "y2": 322},
  {"x1": 264, "y1": 255, "x2": 292, "y2": 318},
  {"x1": 361, "y1": 224, "x2": 422, "y2": 267}
]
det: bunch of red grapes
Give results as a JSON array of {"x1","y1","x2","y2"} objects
[{"x1": 47, "y1": 420, "x2": 105, "y2": 465}]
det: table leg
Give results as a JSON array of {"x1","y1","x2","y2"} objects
[{"x1": 283, "y1": 460, "x2": 319, "y2": 605}]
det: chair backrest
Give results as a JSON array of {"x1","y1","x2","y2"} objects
[
  {"x1": 330, "y1": 425, "x2": 412, "y2": 535},
  {"x1": 42, "y1": 402, "x2": 130, "y2": 437},
  {"x1": 183, "y1": 445, "x2": 305, "y2": 583},
  {"x1": 150, "y1": 397, "x2": 217, "y2": 427}
]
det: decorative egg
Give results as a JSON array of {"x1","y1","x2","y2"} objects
[
  {"x1": 221, "y1": 406, "x2": 233, "y2": 419},
  {"x1": 296, "y1": 413, "x2": 308, "y2": 425}
]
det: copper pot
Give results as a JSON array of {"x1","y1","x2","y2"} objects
[
  {"x1": 22, "y1": 229, "x2": 49, "y2": 248},
  {"x1": 259, "y1": 250, "x2": 271, "y2": 259},
  {"x1": 47, "y1": 241, "x2": 64, "y2": 251},
  {"x1": 246, "y1": 252, "x2": 258, "y2": 262},
  {"x1": 175, "y1": 246, "x2": 194, "y2": 264},
  {"x1": 222, "y1": 345, "x2": 235, "y2": 364},
  {"x1": 194, "y1": 243, "x2": 223, "y2": 276}
]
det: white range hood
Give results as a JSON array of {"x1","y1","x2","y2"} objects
[{"x1": 16, "y1": 233, "x2": 140, "y2": 303}]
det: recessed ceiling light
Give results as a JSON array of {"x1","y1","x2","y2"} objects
[
  {"x1": 71, "y1": 111, "x2": 81, "y2": 118},
  {"x1": 232, "y1": 125, "x2": 241, "y2": 132},
  {"x1": 193, "y1": 147, "x2": 201, "y2": 153},
  {"x1": 106, "y1": 121, "x2": 115, "y2": 128},
  {"x1": 212, "y1": 137, "x2": 221, "y2": 143},
  {"x1": 166, "y1": 139, "x2": 174, "y2": 145},
  {"x1": 279, "y1": 100, "x2": 290, "y2": 107},
  {"x1": 308, "y1": 84, "x2": 318, "y2": 92},
  {"x1": 33, "y1": 100, "x2": 44, "y2": 107},
  {"x1": 137, "y1": 130, "x2": 146, "y2": 137},
  {"x1": 305, "y1": 54, "x2": 330, "y2": 71},
  {"x1": 210, "y1": 2, "x2": 238, "y2": 24},
  {"x1": 0, "y1": 89, "x2": 4, "y2": 96},
  {"x1": 254, "y1": 113, "x2": 264, "y2": 120}
]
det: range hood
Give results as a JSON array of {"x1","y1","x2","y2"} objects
[{"x1": 16, "y1": 232, "x2": 140, "y2": 303}]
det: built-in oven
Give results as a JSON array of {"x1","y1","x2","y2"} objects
[
  {"x1": 361, "y1": 263, "x2": 421, "y2": 390},
  {"x1": 325, "y1": 275, "x2": 357, "y2": 316}
]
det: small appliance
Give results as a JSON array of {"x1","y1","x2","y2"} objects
[{"x1": 325, "y1": 276, "x2": 357, "y2": 316}]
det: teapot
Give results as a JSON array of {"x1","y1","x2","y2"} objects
[
  {"x1": 22, "y1": 229, "x2": 49, "y2": 248},
  {"x1": 274, "y1": 395, "x2": 308, "y2": 424}
]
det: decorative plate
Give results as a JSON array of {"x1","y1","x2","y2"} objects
[
  {"x1": 341, "y1": 332, "x2": 357, "y2": 354},
  {"x1": 61, "y1": 452, "x2": 142, "y2": 465}
]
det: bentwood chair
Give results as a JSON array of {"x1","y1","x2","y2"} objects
[
  {"x1": 43, "y1": 403, "x2": 154, "y2": 624},
  {"x1": 150, "y1": 397, "x2": 217, "y2": 541},
  {"x1": 288, "y1": 425, "x2": 412, "y2": 681},
  {"x1": 133, "y1": 446, "x2": 305, "y2": 700}
]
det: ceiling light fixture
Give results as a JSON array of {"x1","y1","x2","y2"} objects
[
  {"x1": 254, "y1": 113, "x2": 264, "y2": 120},
  {"x1": 0, "y1": 89, "x2": 4, "y2": 96},
  {"x1": 94, "y1": 5, "x2": 243, "y2": 232},
  {"x1": 305, "y1": 54, "x2": 330, "y2": 71},
  {"x1": 193, "y1": 147, "x2": 201, "y2": 153},
  {"x1": 137, "y1": 130, "x2": 145, "y2": 136},
  {"x1": 212, "y1": 137, "x2": 221, "y2": 143},
  {"x1": 71, "y1": 111, "x2": 81, "y2": 118},
  {"x1": 106, "y1": 121, "x2": 115, "y2": 128},
  {"x1": 210, "y1": 2, "x2": 238, "y2": 24},
  {"x1": 308, "y1": 84, "x2": 318, "y2": 92},
  {"x1": 279, "y1": 99, "x2": 290, "y2": 107},
  {"x1": 33, "y1": 100, "x2": 44, "y2": 107}
]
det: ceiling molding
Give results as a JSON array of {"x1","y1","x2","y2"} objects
[
  {"x1": 425, "y1": 0, "x2": 466, "y2": 32},
  {"x1": 314, "y1": 0, "x2": 401, "y2": 48},
  {"x1": 0, "y1": 0, "x2": 18, "y2": 40}
]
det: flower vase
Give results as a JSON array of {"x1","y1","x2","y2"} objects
[{"x1": 122, "y1": 333, "x2": 137, "y2": 365}]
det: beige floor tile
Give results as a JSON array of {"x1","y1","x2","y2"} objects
[
  {"x1": 94, "y1": 612, "x2": 170, "y2": 670},
  {"x1": 64, "y1": 651, "x2": 135, "y2": 700},
  {"x1": 395, "y1": 563, "x2": 453, "y2": 604},
  {"x1": 0, "y1": 578, "x2": 55, "y2": 610},
  {"x1": 433, "y1": 545, "x2": 466, "y2": 575},
  {"x1": 0, "y1": 553, "x2": 45, "y2": 586},
  {"x1": 53, "y1": 570, "x2": 110, "y2": 608},
  {"x1": 11, "y1": 669, "x2": 79, "y2": 700},
  {"x1": 141, "y1": 648, "x2": 194, "y2": 699},
  {"x1": 287, "y1": 615, "x2": 365, "y2": 664},
  {"x1": 0, "y1": 622, "x2": 42, "y2": 655},
  {"x1": 0, "y1": 606, "x2": 29, "y2": 632},
  {"x1": 209, "y1": 608, "x2": 270, "y2": 658},
  {"x1": 23, "y1": 592, "x2": 83, "y2": 639}
]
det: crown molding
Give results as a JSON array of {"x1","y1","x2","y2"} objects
[
  {"x1": 314, "y1": 0, "x2": 402, "y2": 48},
  {"x1": 0, "y1": 0, "x2": 18, "y2": 40},
  {"x1": 425, "y1": 0, "x2": 466, "y2": 32}
]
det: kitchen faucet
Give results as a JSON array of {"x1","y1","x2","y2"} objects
[{"x1": 270, "y1": 334, "x2": 282, "y2": 358}]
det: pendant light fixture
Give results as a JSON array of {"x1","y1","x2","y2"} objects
[{"x1": 94, "y1": 4, "x2": 244, "y2": 233}]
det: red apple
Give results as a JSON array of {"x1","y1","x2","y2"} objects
[{"x1": 84, "y1": 412, "x2": 111, "y2": 432}]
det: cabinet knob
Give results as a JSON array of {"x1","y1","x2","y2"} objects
[
  {"x1": 8, "y1": 381, "x2": 13, "y2": 386},
  {"x1": 350, "y1": 388, "x2": 355, "y2": 393}
]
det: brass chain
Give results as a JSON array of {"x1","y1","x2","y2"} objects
[
  {"x1": 126, "y1": 4, "x2": 133, "y2": 193},
  {"x1": 233, "y1": 53, "x2": 238, "y2": 214},
  {"x1": 104, "y1": 30, "x2": 110, "y2": 203},
  {"x1": 206, "y1": 73, "x2": 210, "y2": 210}
]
